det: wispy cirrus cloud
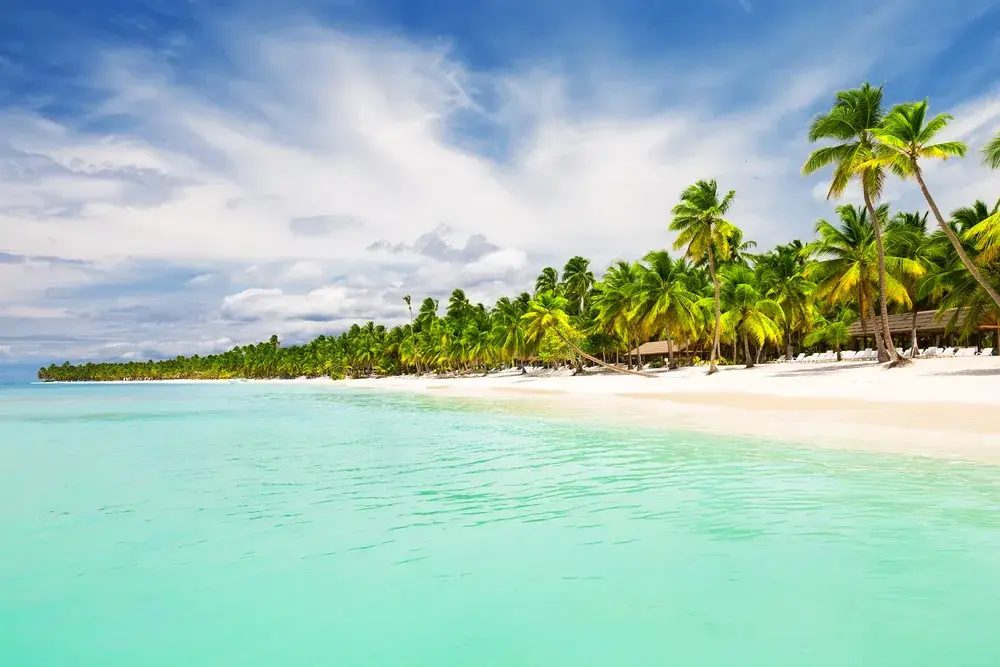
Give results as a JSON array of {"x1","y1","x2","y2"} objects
[{"x1": 2, "y1": 0, "x2": 999, "y2": 365}]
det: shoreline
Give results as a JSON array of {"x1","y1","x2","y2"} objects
[{"x1": 35, "y1": 357, "x2": 1000, "y2": 463}]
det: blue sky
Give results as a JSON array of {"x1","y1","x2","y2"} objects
[{"x1": 2, "y1": 0, "x2": 1000, "y2": 380}]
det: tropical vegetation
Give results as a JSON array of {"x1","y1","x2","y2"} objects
[{"x1": 39, "y1": 82, "x2": 1000, "y2": 382}]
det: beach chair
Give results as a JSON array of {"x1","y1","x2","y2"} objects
[
  {"x1": 980, "y1": 347, "x2": 994, "y2": 356},
  {"x1": 840, "y1": 350, "x2": 856, "y2": 360},
  {"x1": 794, "y1": 353, "x2": 806, "y2": 362},
  {"x1": 958, "y1": 347, "x2": 977, "y2": 357},
  {"x1": 923, "y1": 347, "x2": 939, "y2": 357},
  {"x1": 940, "y1": 347, "x2": 956, "y2": 357}
]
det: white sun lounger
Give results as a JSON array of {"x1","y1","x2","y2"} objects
[
  {"x1": 840, "y1": 350, "x2": 856, "y2": 360},
  {"x1": 940, "y1": 347, "x2": 957, "y2": 357},
  {"x1": 980, "y1": 347, "x2": 994, "y2": 356}
]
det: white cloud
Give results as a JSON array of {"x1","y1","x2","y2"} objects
[{"x1": 2, "y1": 5, "x2": 1000, "y2": 361}]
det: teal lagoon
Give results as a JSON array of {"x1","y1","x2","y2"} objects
[{"x1": 2, "y1": 382, "x2": 999, "y2": 666}]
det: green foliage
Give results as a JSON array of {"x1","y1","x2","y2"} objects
[{"x1": 38, "y1": 83, "x2": 1000, "y2": 382}]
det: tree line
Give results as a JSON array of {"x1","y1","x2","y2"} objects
[{"x1": 40, "y1": 83, "x2": 1000, "y2": 382}]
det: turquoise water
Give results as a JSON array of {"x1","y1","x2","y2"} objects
[{"x1": 2, "y1": 383, "x2": 1000, "y2": 666}]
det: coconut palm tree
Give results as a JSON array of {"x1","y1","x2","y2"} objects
[
  {"x1": 808, "y1": 204, "x2": 921, "y2": 352},
  {"x1": 631, "y1": 251, "x2": 701, "y2": 369},
  {"x1": 534, "y1": 267, "x2": 559, "y2": 295},
  {"x1": 805, "y1": 308, "x2": 855, "y2": 361},
  {"x1": 886, "y1": 211, "x2": 934, "y2": 356},
  {"x1": 591, "y1": 261, "x2": 642, "y2": 368},
  {"x1": 562, "y1": 256, "x2": 595, "y2": 315},
  {"x1": 669, "y1": 179, "x2": 738, "y2": 374},
  {"x1": 803, "y1": 82, "x2": 900, "y2": 363},
  {"x1": 755, "y1": 243, "x2": 814, "y2": 361},
  {"x1": 984, "y1": 132, "x2": 1000, "y2": 170},
  {"x1": 717, "y1": 264, "x2": 784, "y2": 368},
  {"x1": 522, "y1": 292, "x2": 651, "y2": 377},
  {"x1": 869, "y1": 100, "x2": 1000, "y2": 312},
  {"x1": 921, "y1": 201, "x2": 1000, "y2": 350},
  {"x1": 963, "y1": 198, "x2": 1000, "y2": 264}
]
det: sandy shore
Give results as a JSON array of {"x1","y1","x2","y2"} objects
[{"x1": 336, "y1": 357, "x2": 1000, "y2": 463}]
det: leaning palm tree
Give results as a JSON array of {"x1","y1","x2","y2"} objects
[
  {"x1": 803, "y1": 82, "x2": 900, "y2": 363},
  {"x1": 669, "y1": 179, "x2": 738, "y2": 375},
  {"x1": 984, "y1": 132, "x2": 1000, "y2": 170},
  {"x1": 963, "y1": 198, "x2": 1000, "y2": 264},
  {"x1": 869, "y1": 100, "x2": 1000, "y2": 311},
  {"x1": 522, "y1": 292, "x2": 652, "y2": 377}
]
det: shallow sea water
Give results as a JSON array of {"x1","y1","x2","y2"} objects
[{"x1": 2, "y1": 382, "x2": 999, "y2": 666}]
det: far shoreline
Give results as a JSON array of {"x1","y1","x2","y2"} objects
[{"x1": 33, "y1": 357, "x2": 1000, "y2": 464}]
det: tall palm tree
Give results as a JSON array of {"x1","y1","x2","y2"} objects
[
  {"x1": 984, "y1": 132, "x2": 1000, "y2": 170},
  {"x1": 803, "y1": 82, "x2": 900, "y2": 363},
  {"x1": 808, "y1": 204, "x2": 921, "y2": 352},
  {"x1": 591, "y1": 261, "x2": 642, "y2": 368},
  {"x1": 631, "y1": 251, "x2": 701, "y2": 369},
  {"x1": 403, "y1": 294, "x2": 417, "y2": 373},
  {"x1": 755, "y1": 243, "x2": 814, "y2": 361},
  {"x1": 561, "y1": 256, "x2": 595, "y2": 315},
  {"x1": 669, "y1": 179, "x2": 738, "y2": 375},
  {"x1": 534, "y1": 267, "x2": 559, "y2": 295},
  {"x1": 886, "y1": 211, "x2": 934, "y2": 356},
  {"x1": 869, "y1": 100, "x2": 1000, "y2": 311},
  {"x1": 717, "y1": 264, "x2": 784, "y2": 368},
  {"x1": 522, "y1": 292, "x2": 651, "y2": 377}
]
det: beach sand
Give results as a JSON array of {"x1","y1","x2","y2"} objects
[{"x1": 334, "y1": 357, "x2": 1000, "y2": 463}]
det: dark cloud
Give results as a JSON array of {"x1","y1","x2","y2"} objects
[
  {"x1": 0, "y1": 148, "x2": 190, "y2": 213},
  {"x1": 288, "y1": 214, "x2": 360, "y2": 237},
  {"x1": 367, "y1": 229, "x2": 499, "y2": 263}
]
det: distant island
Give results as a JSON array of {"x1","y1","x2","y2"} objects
[{"x1": 41, "y1": 84, "x2": 1000, "y2": 383}]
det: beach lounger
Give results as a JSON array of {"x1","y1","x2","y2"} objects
[
  {"x1": 840, "y1": 350, "x2": 856, "y2": 360},
  {"x1": 957, "y1": 347, "x2": 977, "y2": 357},
  {"x1": 923, "y1": 347, "x2": 939, "y2": 357},
  {"x1": 940, "y1": 347, "x2": 956, "y2": 357},
  {"x1": 980, "y1": 347, "x2": 994, "y2": 356},
  {"x1": 795, "y1": 353, "x2": 806, "y2": 362}
]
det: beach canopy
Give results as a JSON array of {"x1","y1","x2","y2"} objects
[
  {"x1": 847, "y1": 308, "x2": 993, "y2": 337},
  {"x1": 627, "y1": 340, "x2": 689, "y2": 356}
]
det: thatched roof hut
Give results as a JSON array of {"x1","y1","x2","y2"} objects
[
  {"x1": 627, "y1": 340, "x2": 689, "y2": 356},
  {"x1": 848, "y1": 308, "x2": 994, "y2": 337}
]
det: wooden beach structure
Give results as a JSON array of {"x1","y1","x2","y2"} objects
[{"x1": 848, "y1": 308, "x2": 1000, "y2": 350}]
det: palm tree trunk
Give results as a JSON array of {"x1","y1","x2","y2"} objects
[
  {"x1": 667, "y1": 341, "x2": 676, "y2": 370},
  {"x1": 707, "y1": 247, "x2": 721, "y2": 375},
  {"x1": 743, "y1": 332, "x2": 753, "y2": 368},
  {"x1": 910, "y1": 306, "x2": 919, "y2": 357},
  {"x1": 862, "y1": 187, "x2": 900, "y2": 363},
  {"x1": 913, "y1": 165, "x2": 1000, "y2": 310},
  {"x1": 553, "y1": 330, "x2": 654, "y2": 378},
  {"x1": 785, "y1": 328, "x2": 793, "y2": 362}
]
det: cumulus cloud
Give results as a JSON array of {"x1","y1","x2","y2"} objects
[{"x1": 2, "y1": 2, "x2": 999, "y2": 361}]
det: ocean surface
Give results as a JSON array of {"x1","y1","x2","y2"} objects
[{"x1": 2, "y1": 382, "x2": 1000, "y2": 666}]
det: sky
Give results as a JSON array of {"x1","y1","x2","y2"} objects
[{"x1": 2, "y1": 0, "x2": 1000, "y2": 379}]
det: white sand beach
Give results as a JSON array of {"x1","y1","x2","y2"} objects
[{"x1": 336, "y1": 357, "x2": 1000, "y2": 462}]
